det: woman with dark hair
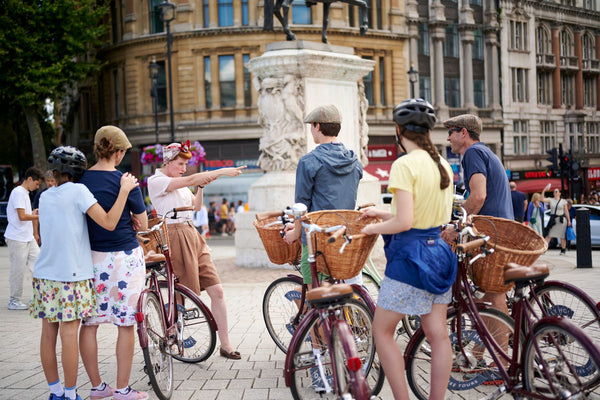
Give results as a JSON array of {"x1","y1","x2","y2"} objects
[
  {"x1": 78, "y1": 125, "x2": 149, "y2": 400},
  {"x1": 360, "y1": 99, "x2": 456, "y2": 399}
]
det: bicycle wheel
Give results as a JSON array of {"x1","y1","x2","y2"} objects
[
  {"x1": 406, "y1": 308, "x2": 514, "y2": 400},
  {"x1": 140, "y1": 292, "x2": 173, "y2": 400},
  {"x1": 289, "y1": 299, "x2": 381, "y2": 399},
  {"x1": 158, "y1": 283, "x2": 217, "y2": 363},
  {"x1": 361, "y1": 271, "x2": 379, "y2": 303},
  {"x1": 331, "y1": 321, "x2": 371, "y2": 400},
  {"x1": 523, "y1": 321, "x2": 600, "y2": 398},
  {"x1": 262, "y1": 276, "x2": 305, "y2": 353},
  {"x1": 531, "y1": 282, "x2": 600, "y2": 344}
]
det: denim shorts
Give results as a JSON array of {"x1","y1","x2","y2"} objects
[{"x1": 377, "y1": 276, "x2": 452, "y2": 316}]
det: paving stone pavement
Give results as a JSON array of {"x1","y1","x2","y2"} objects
[{"x1": 0, "y1": 236, "x2": 598, "y2": 399}]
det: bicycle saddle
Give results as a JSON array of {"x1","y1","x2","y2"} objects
[
  {"x1": 145, "y1": 250, "x2": 166, "y2": 270},
  {"x1": 306, "y1": 283, "x2": 354, "y2": 308},
  {"x1": 504, "y1": 263, "x2": 549, "y2": 285}
]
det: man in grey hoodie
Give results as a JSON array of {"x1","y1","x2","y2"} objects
[{"x1": 283, "y1": 104, "x2": 363, "y2": 285}]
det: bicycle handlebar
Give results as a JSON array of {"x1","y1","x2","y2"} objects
[
  {"x1": 137, "y1": 206, "x2": 195, "y2": 235},
  {"x1": 327, "y1": 226, "x2": 346, "y2": 243},
  {"x1": 456, "y1": 237, "x2": 488, "y2": 253}
]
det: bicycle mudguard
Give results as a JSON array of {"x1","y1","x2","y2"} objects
[
  {"x1": 135, "y1": 287, "x2": 162, "y2": 348},
  {"x1": 284, "y1": 307, "x2": 319, "y2": 387},
  {"x1": 351, "y1": 284, "x2": 376, "y2": 314}
]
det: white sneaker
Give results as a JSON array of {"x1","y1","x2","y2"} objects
[{"x1": 8, "y1": 300, "x2": 28, "y2": 310}]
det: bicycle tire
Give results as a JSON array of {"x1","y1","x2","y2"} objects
[
  {"x1": 157, "y1": 282, "x2": 217, "y2": 363},
  {"x1": 288, "y1": 299, "x2": 382, "y2": 399},
  {"x1": 331, "y1": 320, "x2": 371, "y2": 400},
  {"x1": 361, "y1": 271, "x2": 380, "y2": 304},
  {"x1": 523, "y1": 320, "x2": 600, "y2": 398},
  {"x1": 405, "y1": 307, "x2": 514, "y2": 400},
  {"x1": 140, "y1": 292, "x2": 174, "y2": 400},
  {"x1": 262, "y1": 275, "x2": 304, "y2": 353},
  {"x1": 531, "y1": 282, "x2": 600, "y2": 345}
]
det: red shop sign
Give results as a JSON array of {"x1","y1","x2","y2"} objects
[{"x1": 589, "y1": 167, "x2": 600, "y2": 181}]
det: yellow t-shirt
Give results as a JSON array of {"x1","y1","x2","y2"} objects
[{"x1": 388, "y1": 149, "x2": 454, "y2": 229}]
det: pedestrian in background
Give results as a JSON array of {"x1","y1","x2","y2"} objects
[
  {"x1": 33, "y1": 170, "x2": 56, "y2": 209},
  {"x1": 526, "y1": 192, "x2": 545, "y2": 236},
  {"x1": 5, "y1": 166, "x2": 43, "y2": 310},
  {"x1": 193, "y1": 202, "x2": 210, "y2": 237},
  {"x1": 78, "y1": 126, "x2": 149, "y2": 400},
  {"x1": 361, "y1": 99, "x2": 456, "y2": 400},
  {"x1": 510, "y1": 181, "x2": 528, "y2": 223},
  {"x1": 541, "y1": 184, "x2": 570, "y2": 255},
  {"x1": 32, "y1": 146, "x2": 138, "y2": 400}
]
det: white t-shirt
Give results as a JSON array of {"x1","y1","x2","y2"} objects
[
  {"x1": 193, "y1": 205, "x2": 209, "y2": 227},
  {"x1": 5, "y1": 185, "x2": 34, "y2": 242},
  {"x1": 34, "y1": 182, "x2": 97, "y2": 282},
  {"x1": 147, "y1": 169, "x2": 194, "y2": 223},
  {"x1": 236, "y1": 205, "x2": 245, "y2": 214}
]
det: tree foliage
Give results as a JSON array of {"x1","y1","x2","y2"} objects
[{"x1": 0, "y1": 0, "x2": 109, "y2": 171}]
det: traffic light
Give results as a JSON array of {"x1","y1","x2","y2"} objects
[
  {"x1": 561, "y1": 153, "x2": 571, "y2": 177},
  {"x1": 546, "y1": 148, "x2": 558, "y2": 176}
]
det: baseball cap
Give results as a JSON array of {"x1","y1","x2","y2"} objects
[
  {"x1": 94, "y1": 125, "x2": 132, "y2": 150},
  {"x1": 443, "y1": 114, "x2": 482, "y2": 136},
  {"x1": 303, "y1": 104, "x2": 341, "y2": 124}
]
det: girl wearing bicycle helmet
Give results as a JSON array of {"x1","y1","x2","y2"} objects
[
  {"x1": 31, "y1": 146, "x2": 139, "y2": 400},
  {"x1": 361, "y1": 99, "x2": 456, "y2": 400}
]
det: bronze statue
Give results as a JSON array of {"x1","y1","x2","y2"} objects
[{"x1": 264, "y1": 0, "x2": 369, "y2": 43}]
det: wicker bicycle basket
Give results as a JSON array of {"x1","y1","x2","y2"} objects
[
  {"x1": 253, "y1": 216, "x2": 301, "y2": 265},
  {"x1": 307, "y1": 210, "x2": 380, "y2": 280},
  {"x1": 137, "y1": 217, "x2": 169, "y2": 256},
  {"x1": 468, "y1": 215, "x2": 548, "y2": 293}
]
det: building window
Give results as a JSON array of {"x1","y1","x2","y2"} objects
[
  {"x1": 512, "y1": 68, "x2": 529, "y2": 102},
  {"x1": 473, "y1": 29, "x2": 484, "y2": 60},
  {"x1": 444, "y1": 25, "x2": 459, "y2": 58},
  {"x1": 204, "y1": 56, "x2": 212, "y2": 109},
  {"x1": 471, "y1": 0, "x2": 482, "y2": 5},
  {"x1": 113, "y1": 70, "x2": 120, "y2": 118},
  {"x1": 379, "y1": 57, "x2": 385, "y2": 105},
  {"x1": 219, "y1": 55, "x2": 235, "y2": 108},
  {"x1": 560, "y1": 30, "x2": 574, "y2": 57},
  {"x1": 561, "y1": 74, "x2": 574, "y2": 106},
  {"x1": 536, "y1": 25, "x2": 551, "y2": 54},
  {"x1": 292, "y1": 0, "x2": 312, "y2": 24},
  {"x1": 583, "y1": 0, "x2": 597, "y2": 10},
  {"x1": 218, "y1": 0, "x2": 233, "y2": 26},
  {"x1": 150, "y1": 0, "x2": 164, "y2": 34},
  {"x1": 473, "y1": 79, "x2": 485, "y2": 108},
  {"x1": 418, "y1": 23, "x2": 430, "y2": 56},
  {"x1": 242, "y1": 0, "x2": 249, "y2": 26},
  {"x1": 584, "y1": 77, "x2": 596, "y2": 108},
  {"x1": 513, "y1": 120, "x2": 528, "y2": 154},
  {"x1": 203, "y1": 0, "x2": 209, "y2": 28},
  {"x1": 537, "y1": 72, "x2": 552, "y2": 105},
  {"x1": 444, "y1": 77, "x2": 460, "y2": 108},
  {"x1": 376, "y1": 0, "x2": 382, "y2": 30},
  {"x1": 419, "y1": 76, "x2": 432, "y2": 104},
  {"x1": 540, "y1": 121, "x2": 556, "y2": 153},
  {"x1": 587, "y1": 122, "x2": 600, "y2": 153},
  {"x1": 362, "y1": 56, "x2": 373, "y2": 105},
  {"x1": 510, "y1": 20, "x2": 528, "y2": 51},
  {"x1": 154, "y1": 60, "x2": 167, "y2": 112},
  {"x1": 243, "y1": 54, "x2": 251, "y2": 107},
  {"x1": 582, "y1": 33, "x2": 594, "y2": 60}
]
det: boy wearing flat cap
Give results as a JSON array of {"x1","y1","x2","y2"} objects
[{"x1": 283, "y1": 104, "x2": 363, "y2": 286}]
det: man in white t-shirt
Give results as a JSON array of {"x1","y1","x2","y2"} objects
[{"x1": 5, "y1": 167, "x2": 44, "y2": 310}]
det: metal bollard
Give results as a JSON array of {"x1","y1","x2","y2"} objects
[{"x1": 576, "y1": 207, "x2": 592, "y2": 268}]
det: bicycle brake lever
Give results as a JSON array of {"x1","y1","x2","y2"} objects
[{"x1": 338, "y1": 236, "x2": 350, "y2": 254}]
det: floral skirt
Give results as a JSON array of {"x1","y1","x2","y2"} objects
[
  {"x1": 83, "y1": 246, "x2": 146, "y2": 326},
  {"x1": 30, "y1": 278, "x2": 97, "y2": 322},
  {"x1": 377, "y1": 276, "x2": 452, "y2": 316}
]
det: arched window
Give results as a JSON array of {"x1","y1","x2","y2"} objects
[
  {"x1": 536, "y1": 24, "x2": 551, "y2": 54},
  {"x1": 582, "y1": 32, "x2": 595, "y2": 60},
  {"x1": 560, "y1": 29, "x2": 574, "y2": 57}
]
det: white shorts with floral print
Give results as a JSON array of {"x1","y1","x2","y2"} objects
[{"x1": 83, "y1": 246, "x2": 146, "y2": 326}]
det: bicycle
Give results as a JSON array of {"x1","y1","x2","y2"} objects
[
  {"x1": 135, "y1": 207, "x2": 218, "y2": 400},
  {"x1": 404, "y1": 210, "x2": 600, "y2": 399},
  {"x1": 264, "y1": 203, "x2": 377, "y2": 399},
  {"x1": 258, "y1": 208, "x2": 384, "y2": 395}
]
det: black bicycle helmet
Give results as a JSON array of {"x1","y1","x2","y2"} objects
[
  {"x1": 392, "y1": 98, "x2": 436, "y2": 133},
  {"x1": 47, "y1": 146, "x2": 87, "y2": 182}
]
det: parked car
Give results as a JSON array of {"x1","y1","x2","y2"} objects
[{"x1": 543, "y1": 204, "x2": 600, "y2": 247}]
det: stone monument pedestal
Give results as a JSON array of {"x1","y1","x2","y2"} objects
[{"x1": 235, "y1": 41, "x2": 381, "y2": 268}]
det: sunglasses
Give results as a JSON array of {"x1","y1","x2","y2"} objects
[{"x1": 448, "y1": 128, "x2": 462, "y2": 136}]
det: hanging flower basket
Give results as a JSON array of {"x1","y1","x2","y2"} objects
[{"x1": 189, "y1": 141, "x2": 206, "y2": 167}]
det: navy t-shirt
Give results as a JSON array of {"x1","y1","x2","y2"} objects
[
  {"x1": 462, "y1": 142, "x2": 514, "y2": 219},
  {"x1": 79, "y1": 170, "x2": 146, "y2": 252},
  {"x1": 511, "y1": 190, "x2": 527, "y2": 218}
]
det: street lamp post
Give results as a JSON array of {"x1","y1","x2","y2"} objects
[
  {"x1": 407, "y1": 62, "x2": 419, "y2": 98},
  {"x1": 158, "y1": 0, "x2": 176, "y2": 143},
  {"x1": 148, "y1": 56, "x2": 160, "y2": 144}
]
